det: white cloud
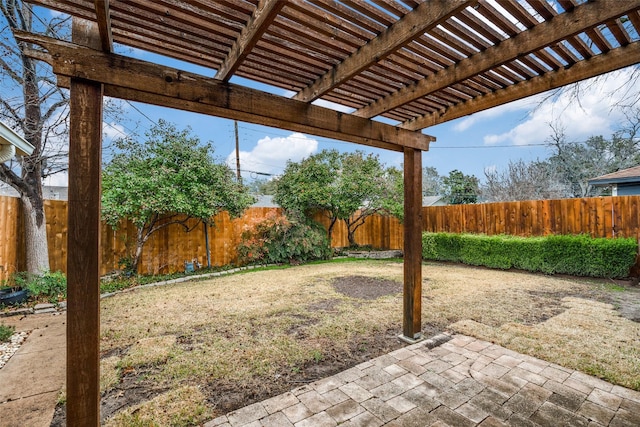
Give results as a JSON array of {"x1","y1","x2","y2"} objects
[
  {"x1": 226, "y1": 132, "x2": 318, "y2": 179},
  {"x1": 103, "y1": 121, "x2": 127, "y2": 141},
  {"x1": 483, "y1": 68, "x2": 640, "y2": 146}
]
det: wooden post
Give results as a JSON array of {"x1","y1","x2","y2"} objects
[
  {"x1": 67, "y1": 19, "x2": 103, "y2": 426},
  {"x1": 402, "y1": 147, "x2": 423, "y2": 341}
]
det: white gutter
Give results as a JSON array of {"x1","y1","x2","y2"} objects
[{"x1": 0, "y1": 121, "x2": 35, "y2": 163}]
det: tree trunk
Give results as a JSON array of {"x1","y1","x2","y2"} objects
[
  {"x1": 327, "y1": 217, "x2": 337, "y2": 248},
  {"x1": 346, "y1": 221, "x2": 357, "y2": 247},
  {"x1": 21, "y1": 194, "x2": 50, "y2": 274},
  {"x1": 131, "y1": 236, "x2": 145, "y2": 274}
]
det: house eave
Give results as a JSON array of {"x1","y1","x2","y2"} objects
[{"x1": 0, "y1": 121, "x2": 35, "y2": 156}]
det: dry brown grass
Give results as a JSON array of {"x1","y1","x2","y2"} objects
[
  {"x1": 98, "y1": 260, "x2": 640, "y2": 425},
  {"x1": 105, "y1": 386, "x2": 211, "y2": 427}
]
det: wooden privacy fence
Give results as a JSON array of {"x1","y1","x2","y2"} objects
[
  {"x1": 2, "y1": 195, "x2": 640, "y2": 280},
  {"x1": 423, "y1": 196, "x2": 640, "y2": 238},
  {"x1": 0, "y1": 196, "x2": 403, "y2": 280}
]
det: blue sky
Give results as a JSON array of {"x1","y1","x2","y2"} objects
[{"x1": 20, "y1": 7, "x2": 639, "y2": 188}]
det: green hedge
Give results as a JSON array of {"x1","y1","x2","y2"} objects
[{"x1": 422, "y1": 233, "x2": 637, "y2": 278}]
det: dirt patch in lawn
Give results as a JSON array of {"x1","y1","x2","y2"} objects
[
  {"x1": 332, "y1": 275, "x2": 401, "y2": 299},
  {"x1": 50, "y1": 260, "x2": 640, "y2": 425}
]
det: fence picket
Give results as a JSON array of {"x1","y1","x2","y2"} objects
[{"x1": 2, "y1": 195, "x2": 640, "y2": 280}]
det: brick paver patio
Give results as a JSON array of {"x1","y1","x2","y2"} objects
[{"x1": 205, "y1": 334, "x2": 640, "y2": 427}]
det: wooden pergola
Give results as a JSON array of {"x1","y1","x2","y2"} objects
[{"x1": 16, "y1": 0, "x2": 640, "y2": 424}]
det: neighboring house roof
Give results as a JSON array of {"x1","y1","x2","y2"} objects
[
  {"x1": 588, "y1": 165, "x2": 640, "y2": 186},
  {"x1": 0, "y1": 184, "x2": 68, "y2": 200},
  {"x1": 423, "y1": 195, "x2": 446, "y2": 206}
]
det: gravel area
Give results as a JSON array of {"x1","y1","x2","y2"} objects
[{"x1": 0, "y1": 331, "x2": 28, "y2": 369}]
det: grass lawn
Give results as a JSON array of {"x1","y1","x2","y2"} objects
[{"x1": 68, "y1": 259, "x2": 640, "y2": 426}]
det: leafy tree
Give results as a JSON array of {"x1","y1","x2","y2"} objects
[
  {"x1": 274, "y1": 149, "x2": 403, "y2": 246},
  {"x1": 422, "y1": 166, "x2": 442, "y2": 197},
  {"x1": 546, "y1": 114, "x2": 640, "y2": 197},
  {"x1": 441, "y1": 169, "x2": 480, "y2": 204},
  {"x1": 102, "y1": 120, "x2": 254, "y2": 273},
  {"x1": 0, "y1": 1, "x2": 70, "y2": 273},
  {"x1": 482, "y1": 159, "x2": 570, "y2": 202}
]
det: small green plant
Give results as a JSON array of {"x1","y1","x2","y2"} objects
[
  {"x1": 6, "y1": 271, "x2": 67, "y2": 304},
  {"x1": 311, "y1": 350, "x2": 323, "y2": 363},
  {"x1": 118, "y1": 256, "x2": 137, "y2": 277},
  {"x1": 0, "y1": 323, "x2": 15, "y2": 342},
  {"x1": 25, "y1": 271, "x2": 67, "y2": 303}
]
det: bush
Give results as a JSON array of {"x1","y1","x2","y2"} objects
[
  {"x1": 9, "y1": 271, "x2": 67, "y2": 303},
  {"x1": 237, "y1": 212, "x2": 331, "y2": 265},
  {"x1": 422, "y1": 232, "x2": 637, "y2": 279},
  {"x1": 0, "y1": 323, "x2": 15, "y2": 342}
]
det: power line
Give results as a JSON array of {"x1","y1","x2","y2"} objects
[
  {"x1": 125, "y1": 101, "x2": 157, "y2": 126},
  {"x1": 431, "y1": 143, "x2": 549, "y2": 149}
]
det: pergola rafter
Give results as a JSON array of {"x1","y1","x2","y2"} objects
[
  {"x1": 292, "y1": 0, "x2": 474, "y2": 103},
  {"x1": 402, "y1": 40, "x2": 640, "y2": 130},
  {"x1": 353, "y1": 0, "x2": 640, "y2": 119},
  {"x1": 214, "y1": 0, "x2": 284, "y2": 81}
]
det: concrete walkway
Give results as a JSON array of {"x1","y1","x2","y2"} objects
[
  {"x1": 206, "y1": 334, "x2": 640, "y2": 427},
  {"x1": 0, "y1": 312, "x2": 66, "y2": 427}
]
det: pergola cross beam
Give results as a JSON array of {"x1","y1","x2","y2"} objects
[
  {"x1": 402, "y1": 40, "x2": 640, "y2": 129},
  {"x1": 354, "y1": 0, "x2": 640, "y2": 119},
  {"x1": 17, "y1": 32, "x2": 434, "y2": 153}
]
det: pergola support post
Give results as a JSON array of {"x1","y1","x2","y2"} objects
[
  {"x1": 401, "y1": 147, "x2": 423, "y2": 342},
  {"x1": 66, "y1": 18, "x2": 103, "y2": 426}
]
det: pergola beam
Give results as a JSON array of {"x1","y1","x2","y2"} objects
[
  {"x1": 293, "y1": 0, "x2": 473, "y2": 103},
  {"x1": 402, "y1": 40, "x2": 640, "y2": 130},
  {"x1": 355, "y1": 0, "x2": 640, "y2": 119},
  {"x1": 18, "y1": 33, "x2": 433, "y2": 153},
  {"x1": 214, "y1": 0, "x2": 284, "y2": 81}
]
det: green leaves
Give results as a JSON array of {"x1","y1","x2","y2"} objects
[
  {"x1": 102, "y1": 119, "x2": 255, "y2": 271},
  {"x1": 274, "y1": 149, "x2": 403, "y2": 245},
  {"x1": 422, "y1": 233, "x2": 637, "y2": 278},
  {"x1": 441, "y1": 169, "x2": 480, "y2": 204},
  {"x1": 237, "y1": 213, "x2": 331, "y2": 265}
]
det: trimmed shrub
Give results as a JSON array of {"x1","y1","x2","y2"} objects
[
  {"x1": 422, "y1": 232, "x2": 637, "y2": 279},
  {"x1": 422, "y1": 233, "x2": 464, "y2": 262},
  {"x1": 237, "y1": 212, "x2": 331, "y2": 265}
]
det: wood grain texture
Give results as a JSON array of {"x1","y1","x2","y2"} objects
[
  {"x1": 66, "y1": 18, "x2": 102, "y2": 427},
  {"x1": 403, "y1": 148, "x2": 422, "y2": 339},
  {"x1": 4, "y1": 196, "x2": 640, "y2": 281},
  {"x1": 17, "y1": 33, "x2": 434, "y2": 152}
]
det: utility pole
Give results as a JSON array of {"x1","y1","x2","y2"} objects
[{"x1": 234, "y1": 120, "x2": 242, "y2": 184}]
